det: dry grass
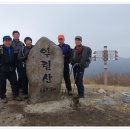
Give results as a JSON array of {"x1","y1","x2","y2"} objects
[
  {"x1": 85, "y1": 84, "x2": 130, "y2": 93},
  {"x1": 84, "y1": 73, "x2": 130, "y2": 86}
]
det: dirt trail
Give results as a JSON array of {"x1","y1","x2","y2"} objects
[{"x1": 0, "y1": 84, "x2": 130, "y2": 126}]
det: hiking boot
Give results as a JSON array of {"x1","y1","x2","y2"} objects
[
  {"x1": 22, "y1": 94, "x2": 29, "y2": 99},
  {"x1": 13, "y1": 96, "x2": 22, "y2": 101},
  {"x1": 78, "y1": 95, "x2": 84, "y2": 98},
  {"x1": 1, "y1": 97, "x2": 8, "y2": 103},
  {"x1": 68, "y1": 91, "x2": 73, "y2": 96}
]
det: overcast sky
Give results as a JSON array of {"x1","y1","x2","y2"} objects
[{"x1": 0, "y1": 4, "x2": 130, "y2": 58}]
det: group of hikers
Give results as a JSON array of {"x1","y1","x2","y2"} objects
[{"x1": 0, "y1": 31, "x2": 92, "y2": 103}]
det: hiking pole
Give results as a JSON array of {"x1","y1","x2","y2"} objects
[
  {"x1": 61, "y1": 63, "x2": 78, "y2": 98},
  {"x1": 61, "y1": 65, "x2": 73, "y2": 99},
  {"x1": 63, "y1": 65, "x2": 74, "y2": 97},
  {"x1": 72, "y1": 68, "x2": 78, "y2": 95},
  {"x1": 70, "y1": 64, "x2": 80, "y2": 110},
  {"x1": 69, "y1": 65, "x2": 73, "y2": 75},
  {"x1": 71, "y1": 63, "x2": 79, "y2": 95}
]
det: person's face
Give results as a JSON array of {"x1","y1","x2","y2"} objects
[
  {"x1": 3, "y1": 40, "x2": 12, "y2": 47},
  {"x1": 58, "y1": 38, "x2": 64, "y2": 45},
  {"x1": 13, "y1": 33, "x2": 20, "y2": 40},
  {"x1": 25, "y1": 40, "x2": 32, "y2": 47},
  {"x1": 75, "y1": 39, "x2": 82, "y2": 46}
]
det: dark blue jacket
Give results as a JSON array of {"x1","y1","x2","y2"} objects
[{"x1": 58, "y1": 43, "x2": 72, "y2": 64}]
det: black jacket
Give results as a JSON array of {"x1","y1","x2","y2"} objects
[
  {"x1": 71, "y1": 45, "x2": 92, "y2": 70},
  {"x1": 0, "y1": 44, "x2": 16, "y2": 73},
  {"x1": 18, "y1": 45, "x2": 33, "y2": 67}
]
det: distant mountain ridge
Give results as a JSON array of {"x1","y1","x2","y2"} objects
[{"x1": 84, "y1": 57, "x2": 130, "y2": 76}]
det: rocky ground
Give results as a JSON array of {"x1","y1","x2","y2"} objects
[{"x1": 0, "y1": 84, "x2": 130, "y2": 126}]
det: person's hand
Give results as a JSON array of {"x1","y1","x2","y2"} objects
[
  {"x1": 74, "y1": 63, "x2": 81, "y2": 68},
  {"x1": 21, "y1": 55, "x2": 27, "y2": 61},
  {"x1": 84, "y1": 62, "x2": 89, "y2": 68},
  {"x1": 70, "y1": 59, "x2": 74, "y2": 66},
  {"x1": 25, "y1": 51, "x2": 29, "y2": 57}
]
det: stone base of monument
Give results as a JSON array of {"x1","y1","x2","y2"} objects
[
  {"x1": 28, "y1": 89, "x2": 62, "y2": 104},
  {"x1": 26, "y1": 37, "x2": 64, "y2": 103}
]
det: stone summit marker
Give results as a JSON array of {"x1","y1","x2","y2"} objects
[{"x1": 26, "y1": 37, "x2": 64, "y2": 103}]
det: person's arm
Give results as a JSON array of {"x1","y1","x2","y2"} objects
[
  {"x1": 80, "y1": 46, "x2": 92, "y2": 68},
  {"x1": 86, "y1": 47, "x2": 92, "y2": 64},
  {"x1": 17, "y1": 48, "x2": 27, "y2": 62},
  {"x1": 70, "y1": 49, "x2": 76, "y2": 66},
  {"x1": 0, "y1": 46, "x2": 3, "y2": 68},
  {"x1": 67, "y1": 45, "x2": 73, "y2": 63}
]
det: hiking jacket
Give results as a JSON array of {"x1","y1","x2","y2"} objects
[
  {"x1": 0, "y1": 44, "x2": 16, "y2": 72},
  {"x1": 18, "y1": 45, "x2": 33, "y2": 67},
  {"x1": 71, "y1": 45, "x2": 92, "y2": 70},
  {"x1": 58, "y1": 43, "x2": 72, "y2": 64}
]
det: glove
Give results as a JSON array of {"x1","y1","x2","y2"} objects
[
  {"x1": 74, "y1": 63, "x2": 81, "y2": 68},
  {"x1": 70, "y1": 59, "x2": 74, "y2": 66},
  {"x1": 85, "y1": 62, "x2": 89, "y2": 68}
]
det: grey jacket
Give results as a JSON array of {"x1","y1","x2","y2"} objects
[
  {"x1": 12, "y1": 40, "x2": 25, "y2": 55},
  {"x1": 71, "y1": 45, "x2": 92, "y2": 69}
]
